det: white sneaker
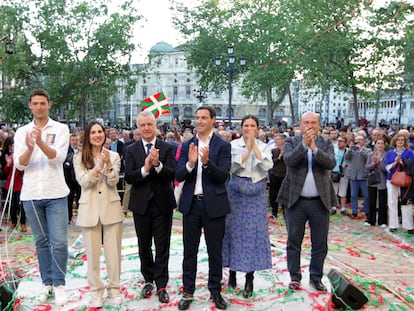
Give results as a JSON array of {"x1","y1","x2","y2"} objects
[
  {"x1": 107, "y1": 295, "x2": 123, "y2": 306},
  {"x1": 53, "y1": 285, "x2": 67, "y2": 306},
  {"x1": 37, "y1": 284, "x2": 52, "y2": 303},
  {"x1": 380, "y1": 224, "x2": 387, "y2": 228},
  {"x1": 363, "y1": 222, "x2": 371, "y2": 227},
  {"x1": 86, "y1": 293, "x2": 103, "y2": 308}
]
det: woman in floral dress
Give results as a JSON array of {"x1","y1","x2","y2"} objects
[{"x1": 222, "y1": 115, "x2": 273, "y2": 298}]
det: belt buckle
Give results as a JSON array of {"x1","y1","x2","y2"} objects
[{"x1": 195, "y1": 194, "x2": 204, "y2": 200}]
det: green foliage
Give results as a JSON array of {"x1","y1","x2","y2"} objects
[
  {"x1": 171, "y1": 0, "x2": 412, "y2": 125},
  {"x1": 1, "y1": 0, "x2": 141, "y2": 126}
]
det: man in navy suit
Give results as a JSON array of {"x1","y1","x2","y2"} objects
[
  {"x1": 277, "y1": 111, "x2": 337, "y2": 292},
  {"x1": 124, "y1": 110, "x2": 176, "y2": 303},
  {"x1": 175, "y1": 106, "x2": 231, "y2": 310}
]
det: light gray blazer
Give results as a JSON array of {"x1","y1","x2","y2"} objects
[{"x1": 344, "y1": 147, "x2": 370, "y2": 180}]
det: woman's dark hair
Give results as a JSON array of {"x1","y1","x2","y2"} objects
[
  {"x1": 81, "y1": 121, "x2": 106, "y2": 169},
  {"x1": 3, "y1": 136, "x2": 14, "y2": 154},
  {"x1": 241, "y1": 114, "x2": 259, "y2": 127}
]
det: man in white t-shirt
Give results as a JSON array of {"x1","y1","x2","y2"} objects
[{"x1": 14, "y1": 89, "x2": 70, "y2": 306}]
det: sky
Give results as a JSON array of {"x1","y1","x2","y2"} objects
[
  {"x1": 128, "y1": 0, "x2": 396, "y2": 64},
  {"x1": 130, "y1": 0, "x2": 194, "y2": 63}
]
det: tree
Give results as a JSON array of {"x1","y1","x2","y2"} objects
[
  {"x1": 1, "y1": 0, "x2": 142, "y2": 127},
  {"x1": 172, "y1": 0, "x2": 412, "y2": 126},
  {"x1": 283, "y1": 0, "x2": 411, "y2": 125},
  {"x1": 171, "y1": 0, "x2": 297, "y2": 125}
]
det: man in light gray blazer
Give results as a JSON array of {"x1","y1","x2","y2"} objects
[{"x1": 277, "y1": 112, "x2": 337, "y2": 292}]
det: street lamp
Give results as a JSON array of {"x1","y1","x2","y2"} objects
[
  {"x1": 193, "y1": 87, "x2": 207, "y2": 105},
  {"x1": 215, "y1": 44, "x2": 246, "y2": 127},
  {"x1": 398, "y1": 80, "x2": 406, "y2": 125},
  {"x1": 0, "y1": 34, "x2": 16, "y2": 63}
]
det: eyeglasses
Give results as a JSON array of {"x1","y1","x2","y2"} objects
[
  {"x1": 396, "y1": 138, "x2": 405, "y2": 141},
  {"x1": 338, "y1": 140, "x2": 345, "y2": 142}
]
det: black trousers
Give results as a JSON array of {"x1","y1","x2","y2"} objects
[
  {"x1": 133, "y1": 199, "x2": 173, "y2": 290},
  {"x1": 182, "y1": 199, "x2": 226, "y2": 295},
  {"x1": 268, "y1": 174, "x2": 285, "y2": 216},
  {"x1": 367, "y1": 186, "x2": 387, "y2": 226}
]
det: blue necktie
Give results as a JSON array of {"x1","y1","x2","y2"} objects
[{"x1": 146, "y1": 143, "x2": 152, "y2": 155}]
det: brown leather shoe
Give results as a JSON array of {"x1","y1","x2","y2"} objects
[
  {"x1": 21, "y1": 224, "x2": 27, "y2": 232},
  {"x1": 407, "y1": 229, "x2": 414, "y2": 234},
  {"x1": 9, "y1": 224, "x2": 16, "y2": 230}
]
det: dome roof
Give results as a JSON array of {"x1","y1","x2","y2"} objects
[{"x1": 149, "y1": 41, "x2": 177, "y2": 53}]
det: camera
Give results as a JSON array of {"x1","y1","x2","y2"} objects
[{"x1": 339, "y1": 165, "x2": 345, "y2": 177}]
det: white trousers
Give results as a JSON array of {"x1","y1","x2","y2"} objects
[
  {"x1": 386, "y1": 181, "x2": 400, "y2": 229},
  {"x1": 81, "y1": 220, "x2": 123, "y2": 298}
]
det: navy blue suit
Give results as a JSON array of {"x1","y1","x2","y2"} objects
[{"x1": 175, "y1": 133, "x2": 231, "y2": 295}]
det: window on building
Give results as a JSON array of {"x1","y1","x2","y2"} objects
[
  {"x1": 215, "y1": 89, "x2": 220, "y2": 98},
  {"x1": 142, "y1": 86, "x2": 147, "y2": 99},
  {"x1": 215, "y1": 107, "x2": 222, "y2": 116},
  {"x1": 173, "y1": 86, "x2": 178, "y2": 100},
  {"x1": 186, "y1": 86, "x2": 191, "y2": 99},
  {"x1": 184, "y1": 107, "x2": 192, "y2": 117},
  {"x1": 275, "y1": 108, "x2": 283, "y2": 118},
  {"x1": 173, "y1": 107, "x2": 179, "y2": 118},
  {"x1": 258, "y1": 108, "x2": 266, "y2": 118}
]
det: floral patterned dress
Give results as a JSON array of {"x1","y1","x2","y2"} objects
[{"x1": 222, "y1": 137, "x2": 273, "y2": 272}]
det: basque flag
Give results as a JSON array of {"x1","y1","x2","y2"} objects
[{"x1": 140, "y1": 92, "x2": 171, "y2": 119}]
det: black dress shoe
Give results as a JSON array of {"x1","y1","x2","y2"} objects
[
  {"x1": 210, "y1": 294, "x2": 227, "y2": 310},
  {"x1": 178, "y1": 298, "x2": 192, "y2": 310},
  {"x1": 142, "y1": 282, "x2": 154, "y2": 297},
  {"x1": 158, "y1": 289, "x2": 169, "y2": 303},
  {"x1": 309, "y1": 280, "x2": 327, "y2": 291}
]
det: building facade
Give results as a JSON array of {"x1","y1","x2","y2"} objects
[{"x1": 112, "y1": 41, "x2": 272, "y2": 128}]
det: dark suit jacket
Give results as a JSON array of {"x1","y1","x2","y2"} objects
[
  {"x1": 175, "y1": 134, "x2": 231, "y2": 218},
  {"x1": 277, "y1": 135, "x2": 338, "y2": 210},
  {"x1": 125, "y1": 138, "x2": 176, "y2": 214}
]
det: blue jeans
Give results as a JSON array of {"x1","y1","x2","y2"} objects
[
  {"x1": 349, "y1": 180, "x2": 369, "y2": 216},
  {"x1": 23, "y1": 197, "x2": 68, "y2": 286},
  {"x1": 285, "y1": 197, "x2": 329, "y2": 283}
]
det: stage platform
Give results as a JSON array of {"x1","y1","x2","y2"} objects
[{"x1": 13, "y1": 230, "x2": 333, "y2": 310}]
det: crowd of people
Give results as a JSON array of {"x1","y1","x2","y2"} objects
[{"x1": 1, "y1": 88, "x2": 414, "y2": 310}]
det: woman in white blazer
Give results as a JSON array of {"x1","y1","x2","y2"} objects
[{"x1": 74, "y1": 121, "x2": 124, "y2": 308}]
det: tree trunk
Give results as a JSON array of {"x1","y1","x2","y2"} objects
[{"x1": 352, "y1": 86, "x2": 359, "y2": 126}]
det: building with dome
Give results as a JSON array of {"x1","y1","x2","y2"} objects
[
  {"x1": 110, "y1": 41, "x2": 414, "y2": 129},
  {"x1": 111, "y1": 41, "x2": 274, "y2": 128}
]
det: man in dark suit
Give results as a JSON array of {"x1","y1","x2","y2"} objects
[
  {"x1": 277, "y1": 111, "x2": 337, "y2": 292},
  {"x1": 124, "y1": 110, "x2": 176, "y2": 303},
  {"x1": 175, "y1": 106, "x2": 231, "y2": 310},
  {"x1": 109, "y1": 128, "x2": 125, "y2": 199},
  {"x1": 63, "y1": 133, "x2": 81, "y2": 223}
]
